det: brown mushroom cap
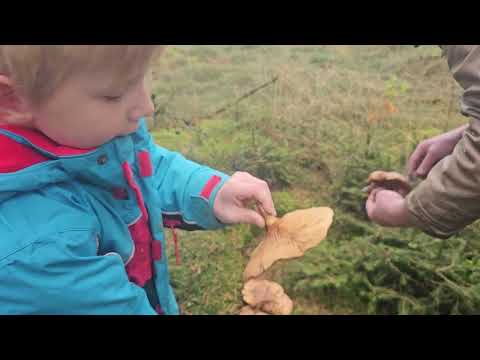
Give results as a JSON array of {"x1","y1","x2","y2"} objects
[
  {"x1": 365, "y1": 170, "x2": 412, "y2": 196},
  {"x1": 242, "y1": 279, "x2": 294, "y2": 315},
  {"x1": 243, "y1": 207, "x2": 334, "y2": 281},
  {"x1": 261, "y1": 293, "x2": 293, "y2": 315}
]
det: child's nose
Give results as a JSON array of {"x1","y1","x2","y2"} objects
[
  {"x1": 129, "y1": 94, "x2": 155, "y2": 121},
  {"x1": 143, "y1": 95, "x2": 155, "y2": 117}
]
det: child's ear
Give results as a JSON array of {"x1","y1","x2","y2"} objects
[
  {"x1": 0, "y1": 74, "x2": 15, "y2": 95},
  {"x1": 0, "y1": 75, "x2": 34, "y2": 126}
]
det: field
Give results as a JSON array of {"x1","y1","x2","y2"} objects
[{"x1": 149, "y1": 45, "x2": 480, "y2": 315}]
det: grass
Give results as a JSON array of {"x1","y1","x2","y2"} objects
[{"x1": 149, "y1": 45, "x2": 478, "y2": 315}]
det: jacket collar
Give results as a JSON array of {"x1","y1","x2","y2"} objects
[{"x1": 0, "y1": 124, "x2": 97, "y2": 159}]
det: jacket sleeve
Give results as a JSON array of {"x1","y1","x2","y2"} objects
[
  {"x1": 0, "y1": 229, "x2": 157, "y2": 315},
  {"x1": 406, "y1": 45, "x2": 480, "y2": 238},
  {"x1": 147, "y1": 134, "x2": 231, "y2": 231}
]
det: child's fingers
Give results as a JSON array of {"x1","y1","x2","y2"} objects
[
  {"x1": 255, "y1": 188, "x2": 276, "y2": 217},
  {"x1": 255, "y1": 203, "x2": 269, "y2": 220},
  {"x1": 234, "y1": 173, "x2": 276, "y2": 216},
  {"x1": 227, "y1": 172, "x2": 276, "y2": 218},
  {"x1": 244, "y1": 183, "x2": 276, "y2": 217},
  {"x1": 236, "y1": 208, "x2": 266, "y2": 228}
]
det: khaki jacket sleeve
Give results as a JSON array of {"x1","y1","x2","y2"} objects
[{"x1": 406, "y1": 45, "x2": 480, "y2": 238}]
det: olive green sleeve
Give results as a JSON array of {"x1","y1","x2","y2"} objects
[
  {"x1": 406, "y1": 119, "x2": 480, "y2": 238},
  {"x1": 406, "y1": 46, "x2": 480, "y2": 238}
]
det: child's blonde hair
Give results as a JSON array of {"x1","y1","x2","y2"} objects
[{"x1": 0, "y1": 45, "x2": 165, "y2": 107}]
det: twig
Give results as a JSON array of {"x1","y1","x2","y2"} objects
[
  {"x1": 160, "y1": 76, "x2": 280, "y2": 127},
  {"x1": 202, "y1": 76, "x2": 279, "y2": 120}
]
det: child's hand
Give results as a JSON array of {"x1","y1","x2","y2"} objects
[
  {"x1": 213, "y1": 172, "x2": 276, "y2": 228},
  {"x1": 366, "y1": 187, "x2": 412, "y2": 228}
]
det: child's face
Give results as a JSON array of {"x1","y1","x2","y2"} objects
[{"x1": 30, "y1": 68, "x2": 155, "y2": 149}]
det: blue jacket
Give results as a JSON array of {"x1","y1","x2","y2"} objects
[{"x1": 0, "y1": 119, "x2": 230, "y2": 315}]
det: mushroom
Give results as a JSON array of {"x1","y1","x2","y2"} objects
[
  {"x1": 238, "y1": 306, "x2": 270, "y2": 315},
  {"x1": 363, "y1": 170, "x2": 412, "y2": 196},
  {"x1": 242, "y1": 279, "x2": 294, "y2": 315},
  {"x1": 243, "y1": 206, "x2": 334, "y2": 281}
]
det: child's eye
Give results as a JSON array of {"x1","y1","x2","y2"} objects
[{"x1": 103, "y1": 95, "x2": 123, "y2": 102}]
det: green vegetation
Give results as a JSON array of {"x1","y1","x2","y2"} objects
[{"x1": 150, "y1": 45, "x2": 480, "y2": 315}]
